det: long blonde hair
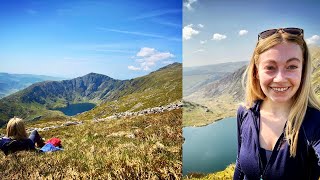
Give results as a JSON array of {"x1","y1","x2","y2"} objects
[
  {"x1": 243, "y1": 32, "x2": 320, "y2": 157},
  {"x1": 6, "y1": 117, "x2": 28, "y2": 140}
]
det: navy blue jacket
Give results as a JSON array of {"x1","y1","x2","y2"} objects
[
  {"x1": 234, "y1": 100, "x2": 320, "y2": 180},
  {"x1": 0, "y1": 137, "x2": 35, "y2": 155}
]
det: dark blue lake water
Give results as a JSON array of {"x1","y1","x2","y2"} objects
[
  {"x1": 183, "y1": 117, "x2": 237, "y2": 175},
  {"x1": 54, "y1": 103, "x2": 96, "y2": 116}
]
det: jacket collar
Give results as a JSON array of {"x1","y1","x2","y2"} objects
[{"x1": 249, "y1": 99, "x2": 263, "y2": 115}]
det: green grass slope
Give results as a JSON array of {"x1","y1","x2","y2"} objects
[
  {"x1": 184, "y1": 164, "x2": 235, "y2": 180},
  {"x1": 0, "y1": 109, "x2": 182, "y2": 179}
]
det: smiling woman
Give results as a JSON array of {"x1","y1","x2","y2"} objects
[{"x1": 234, "y1": 28, "x2": 320, "y2": 180}]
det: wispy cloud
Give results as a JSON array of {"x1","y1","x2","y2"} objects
[
  {"x1": 152, "y1": 19, "x2": 181, "y2": 28},
  {"x1": 183, "y1": 24, "x2": 199, "y2": 40},
  {"x1": 306, "y1": 35, "x2": 320, "y2": 44},
  {"x1": 128, "y1": 47, "x2": 174, "y2": 71},
  {"x1": 239, "y1": 30, "x2": 248, "y2": 36},
  {"x1": 184, "y1": 0, "x2": 198, "y2": 11},
  {"x1": 198, "y1": 24, "x2": 204, "y2": 28},
  {"x1": 98, "y1": 28, "x2": 164, "y2": 38},
  {"x1": 65, "y1": 43, "x2": 134, "y2": 53},
  {"x1": 212, "y1": 33, "x2": 227, "y2": 41},
  {"x1": 130, "y1": 9, "x2": 181, "y2": 20},
  {"x1": 97, "y1": 27, "x2": 180, "y2": 41}
]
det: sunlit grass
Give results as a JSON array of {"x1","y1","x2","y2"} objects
[{"x1": 0, "y1": 109, "x2": 182, "y2": 179}]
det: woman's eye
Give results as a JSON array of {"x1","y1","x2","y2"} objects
[
  {"x1": 265, "y1": 66, "x2": 275, "y2": 70},
  {"x1": 287, "y1": 65, "x2": 298, "y2": 70}
]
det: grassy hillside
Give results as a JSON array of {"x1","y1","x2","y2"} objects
[
  {"x1": 0, "y1": 109, "x2": 182, "y2": 179},
  {"x1": 184, "y1": 164, "x2": 235, "y2": 180},
  {"x1": 183, "y1": 96, "x2": 238, "y2": 127}
]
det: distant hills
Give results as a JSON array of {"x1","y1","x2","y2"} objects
[
  {"x1": 183, "y1": 61, "x2": 248, "y2": 96},
  {"x1": 186, "y1": 65, "x2": 246, "y2": 102},
  {"x1": 0, "y1": 73, "x2": 64, "y2": 98},
  {"x1": 0, "y1": 63, "x2": 182, "y2": 126}
]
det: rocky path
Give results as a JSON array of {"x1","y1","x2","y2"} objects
[{"x1": 25, "y1": 101, "x2": 183, "y2": 133}]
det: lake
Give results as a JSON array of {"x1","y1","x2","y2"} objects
[
  {"x1": 54, "y1": 103, "x2": 96, "y2": 116},
  {"x1": 183, "y1": 117, "x2": 237, "y2": 175}
]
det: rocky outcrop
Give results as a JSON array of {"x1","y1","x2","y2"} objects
[{"x1": 92, "y1": 101, "x2": 183, "y2": 123}]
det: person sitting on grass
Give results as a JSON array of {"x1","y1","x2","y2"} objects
[{"x1": 0, "y1": 117, "x2": 45, "y2": 155}]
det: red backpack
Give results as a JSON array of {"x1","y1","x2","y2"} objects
[{"x1": 46, "y1": 138, "x2": 62, "y2": 147}]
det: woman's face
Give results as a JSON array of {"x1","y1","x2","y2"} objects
[{"x1": 257, "y1": 42, "x2": 303, "y2": 104}]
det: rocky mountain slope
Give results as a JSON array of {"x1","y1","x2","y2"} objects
[
  {"x1": 310, "y1": 45, "x2": 320, "y2": 96},
  {"x1": 185, "y1": 65, "x2": 246, "y2": 103}
]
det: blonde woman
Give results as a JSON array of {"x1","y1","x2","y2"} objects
[
  {"x1": 0, "y1": 117, "x2": 45, "y2": 155},
  {"x1": 234, "y1": 28, "x2": 320, "y2": 180}
]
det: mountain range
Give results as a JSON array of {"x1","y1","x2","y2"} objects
[
  {"x1": 183, "y1": 61, "x2": 248, "y2": 96},
  {"x1": 0, "y1": 73, "x2": 64, "y2": 98},
  {"x1": 0, "y1": 63, "x2": 182, "y2": 126}
]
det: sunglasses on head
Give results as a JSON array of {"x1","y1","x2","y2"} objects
[{"x1": 258, "y1": 27, "x2": 304, "y2": 40}]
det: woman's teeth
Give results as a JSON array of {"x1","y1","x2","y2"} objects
[{"x1": 271, "y1": 87, "x2": 289, "y2": 92}]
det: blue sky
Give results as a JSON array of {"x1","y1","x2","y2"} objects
[
  {"x1": 183, "y1": 0, "x2": 320, "y2": 67},
  {"x1": 0, "y1": 0, "x2": 182, "y2": 79}
]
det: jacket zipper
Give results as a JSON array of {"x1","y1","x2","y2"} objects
[
  {"x1": 254, "y1": 108, "x2": 285, "y2": 180},
  {"x1": 258, "y1": 132, "x2": 284, "y2": 179}
]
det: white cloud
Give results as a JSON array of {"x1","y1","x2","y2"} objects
[
  {"x1": 306, "y1": 35, "x2": 320, "y2": 44},
  {"x1": 183, "y1": 24, "x2": 199, "y2": 40},
  {"x1": 239, "y1": 30, "x2": 248, "y2": 36},
  {"x1": 128, "y1": 47, "x2": 175, "y2": 71},
  {"x1": 198, "y1": 24, "x2": 204, "y2": 28},
  {"x1": 200, "y1": 40, "x2": 207, "y2": 44},
  {"x1": 128, "y1": 66, "x2": 141, "y2": 71},
  {"x1": 212, "y1": 33, "x2": 227, "y2": 41},
  {"x1": 137, "y1": 47, "x2": 156, "y2": 57},
  {"x1": 184, "y1": 0, "x2": 197, "y2": 11}
]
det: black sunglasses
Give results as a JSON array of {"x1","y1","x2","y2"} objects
[{"x1": 258, "y1": 27, "x2": 304, "y2": 40}]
